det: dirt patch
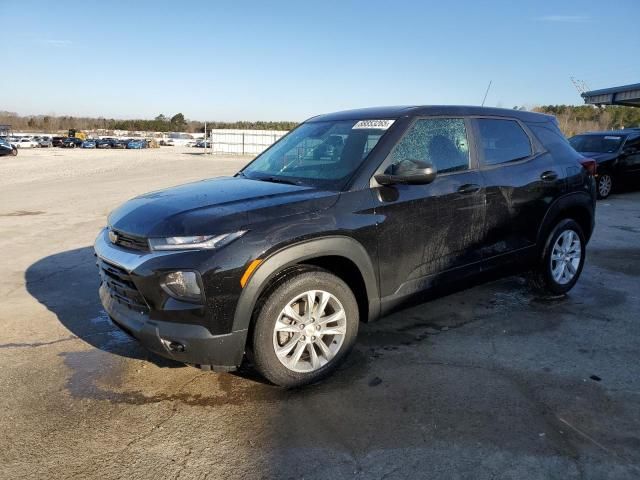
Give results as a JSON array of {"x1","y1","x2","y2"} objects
[{"x1": 0, "y1": 210, "x2": 46, "y2": 217}]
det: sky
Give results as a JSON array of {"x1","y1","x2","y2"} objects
[{"x1": 1, "y1": 0, "x2": 639, "y2": 122}]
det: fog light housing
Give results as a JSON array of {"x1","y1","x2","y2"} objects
[{"x1": 161, "y1": 271, "x2": 203, "y2": 303}]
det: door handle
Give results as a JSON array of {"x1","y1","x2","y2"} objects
[
  {"x1": 540, "y1": 170, "x2": 558, "y2": 181},
  {"x1": 457, "y1": 184, "x2": 481, "y2": 194}
]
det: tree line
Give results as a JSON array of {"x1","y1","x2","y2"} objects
[
  {"x1": 0, "y1": 111, "x2": 299, "y2": 134},
  {"x1": 2, "y1": 106, "x2": 639, "y2": 137},
  {"x1": 533, "y1": 105, "x2": 640, "y2": 137}
]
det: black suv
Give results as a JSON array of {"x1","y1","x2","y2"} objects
[
  {"x1": 95, "y1": 106, "x2": 596, "y2": 387},
  {"x1": 61, "y1": 137, "x2": 84, "y2": 148},
  {"x1": 569, "y1": 129, "x2": 640, "y2": 198}
]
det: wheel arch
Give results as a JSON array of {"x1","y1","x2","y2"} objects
[
  {"x1": 232, "y1": 236, "x2": 380, "y2": 334},
  {"x1": 537, "y1": 191, "x2": 595, "y2": 249}
]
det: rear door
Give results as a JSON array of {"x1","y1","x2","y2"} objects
[
  {"x1": 373, "y1": 117, "x2": 485, "y2": 300},
  {"x1": 620, "y1": 135, "x2": 640, "y2": 174},
  {"x1": 472, "y1": 117, "x2": 562, "y2": 261}
]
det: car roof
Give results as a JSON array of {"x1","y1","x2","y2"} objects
[
  {"x1": 573, "y1": 130, "x2": 631, "y2": 136},
  {"x1": 306, "y1": 105, "x2": 553, "y2": 123}
]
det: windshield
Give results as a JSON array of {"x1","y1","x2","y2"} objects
[
  {"x1": 241, "y1": 119, "x2": 391, "y2": 189},
  {"x1": 569, "y1": 134, "x2": 625, "y2": 153}
]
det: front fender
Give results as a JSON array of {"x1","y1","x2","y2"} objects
[{"x1": 232, "y1": 235, "x2": 380, "y2": 333}]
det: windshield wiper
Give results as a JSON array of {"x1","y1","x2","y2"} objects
[{"x1": 258, "y1": 176, "x2": 304, "y2": 186}]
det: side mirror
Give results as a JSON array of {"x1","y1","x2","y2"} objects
[{"x1": 375, "y1": 160, "x2": 437, "y2": 186}]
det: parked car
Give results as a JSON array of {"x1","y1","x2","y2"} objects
[
  {"x1": 52, "y1": 136, "x2": 66, "y2": 147},
  {"x1": 61, "y1": 137, "x2": 84, "y2": 148},
  {"x1": 569, "y1": 130, "x2": 640, "y2": 199},
  {"x1": 95, "y1": 106, "x2": 596, "y2": 387},
  {"x1": 12, "y1": 138, "x2": 39, "y2": 148},
  {"x1": 112, "y1": 139, "x2": 127, "y2": 149},
  {"x1": 96, "y1": 138, "x2": 116, "y2": 149},
  {"x1": 194, "y1": 140, "x2": 211, "y2": 148},
  {"x1": 0, "y1": 137, "x2": 18, "y2": 156},
  {"x1": 38, "y1": 137, "x2": 53, "y2": 148},
  {"x1": 127, "y1": 139, "x2": 146, "y2": 149},
  {"x1": 82, "y1": 140, "x2": 97, "y2": 149}
]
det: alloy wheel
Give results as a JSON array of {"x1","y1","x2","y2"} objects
[
  {"x1": 598, "y1": 174, "x2": 612, "y2": 198},
  {"x1": 550, "y1": 230, "x2": 582, "y2": 285},
  {"x1": 272, "y1": 290, "x2": 347, "y2": 373}
]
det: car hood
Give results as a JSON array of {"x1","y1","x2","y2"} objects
[
  {"x1": 108, "y1": 176, "x2": 339, "y2": 237},
  {"x1": 577, "y1": 151, "x2": 618, "y2": 163}
]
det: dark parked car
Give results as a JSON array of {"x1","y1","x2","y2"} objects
[
  {"x1": 96, "y1": 138, "x2": 116, "y2": 149},
  {"x1": 52, "y1": 136, "x2": 66, "y2": 147},
  {"x1": 82, "y1": 140, "x2": 97, "y2": 149},
  {"x1": 95, "y1": 106, "x2": 596, "y2": 387},
  {"x1": 569, "y1": 130, "x2": 640, "y2": 198},
  {"x1": 0, "y1": 137, "x2": 17, "y2": 156},
  {"x1": 61, "y1": 137, "x2": 84, "y2": 148}
]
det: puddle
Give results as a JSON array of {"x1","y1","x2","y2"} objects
[{"x1": 60, "y1": 337, "x2": 372, "y2": 408}]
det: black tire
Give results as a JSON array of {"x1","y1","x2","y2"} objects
[
  {"x1": 251, "y1": 268, "x2": 359, "y2": 388},
  {"x1": 596, "y1": 173, "x2": 613, "y2": 199},
  {"x1": 529, "y1": 219, "x2": 586, "y2": 296},
  {"x1": 11, "y1": 148, "x2": 17, "y2": 156}
]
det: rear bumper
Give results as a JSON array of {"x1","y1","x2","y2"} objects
[{"x1": 100, "y1": 284, "x2": 246, "y2": 371}]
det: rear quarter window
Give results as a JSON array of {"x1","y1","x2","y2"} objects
[
  {"x1": 528, "y1": 122, "x2": 583, "y2": 160},
  {"x1": 476, "y1": 118, "x2": 532, "y2": 165}
]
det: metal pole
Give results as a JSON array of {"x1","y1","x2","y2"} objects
[{"x1": 204, "y1": 121, "x2": 207, "y2": 155}]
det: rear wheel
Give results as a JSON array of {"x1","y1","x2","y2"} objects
[
  {"x1": 530, "y1": 219, "x2": 586, "y2": 296},
  {"x1": 251, "y1": 269, "x2": 359, "y2": 387},
  {"x1": 11, "y1": 148, "x2": 17, "y2": 156},
  {"x1": 597, "y1": 173, "x2": 613, "y2": 199}
]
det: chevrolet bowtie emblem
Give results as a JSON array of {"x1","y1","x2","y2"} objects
[{"x1": 108, "y1": 230, "x2": 118, "y2": 244}]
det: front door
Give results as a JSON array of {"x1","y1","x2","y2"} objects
[{"x1": 373, "y1": 117, "x2": 485, "y2": 301}]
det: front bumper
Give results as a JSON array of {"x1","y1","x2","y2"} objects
[
  {"x1": 94, "y1": 229, "x2": 247, "y2": 371},
  {"x1": 101, "y1": 284, "x2": 245, "y2": 370}
]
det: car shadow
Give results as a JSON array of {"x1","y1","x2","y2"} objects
[{"x1": 25, "y1": 246, "x2": 183, "y2": 368}]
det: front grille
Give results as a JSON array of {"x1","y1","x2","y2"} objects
[
  {"x1": 97, "y1": 258, "x2": 149, "y2": 313},
  {"x1": 112, "y1": 230, "x2": 149, "y2": 251}
]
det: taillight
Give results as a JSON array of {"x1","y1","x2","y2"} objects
[{"x1": 579, "y1": 158, "x2": 597, "y2": 176}]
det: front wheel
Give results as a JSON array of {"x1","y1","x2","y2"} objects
[
  {"x1": 597, "y1": 173, "x2": 613, "y2": 199},
  {"x1": 251, "y1": 269, "x2": 359, "y2": 387},
  {"x1": 530, "y1": 219, "x2": 586, "y2": 296},
  {"x1": 11, "y1": 148, "x2": 17, "y2": 156}
]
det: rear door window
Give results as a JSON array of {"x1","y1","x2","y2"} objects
[{"x1": 475, "y1": 119, "x2": 532, "y2": 166}]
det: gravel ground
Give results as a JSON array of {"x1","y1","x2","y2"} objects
[{"x1": 1, "y1": 147, "x2": 639, "y2": 479}]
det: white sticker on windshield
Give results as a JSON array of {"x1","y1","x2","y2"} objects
[{"x1": 352, "y1": 119, "x2": 395, "y2": 130}]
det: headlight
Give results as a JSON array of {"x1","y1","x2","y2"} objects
[
  {"x1": 161, "y1": 271, "x2": 203, "y2": 302},
  {"x1": 148, "y1": 231, "x2": 246, "y2": 251}
]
